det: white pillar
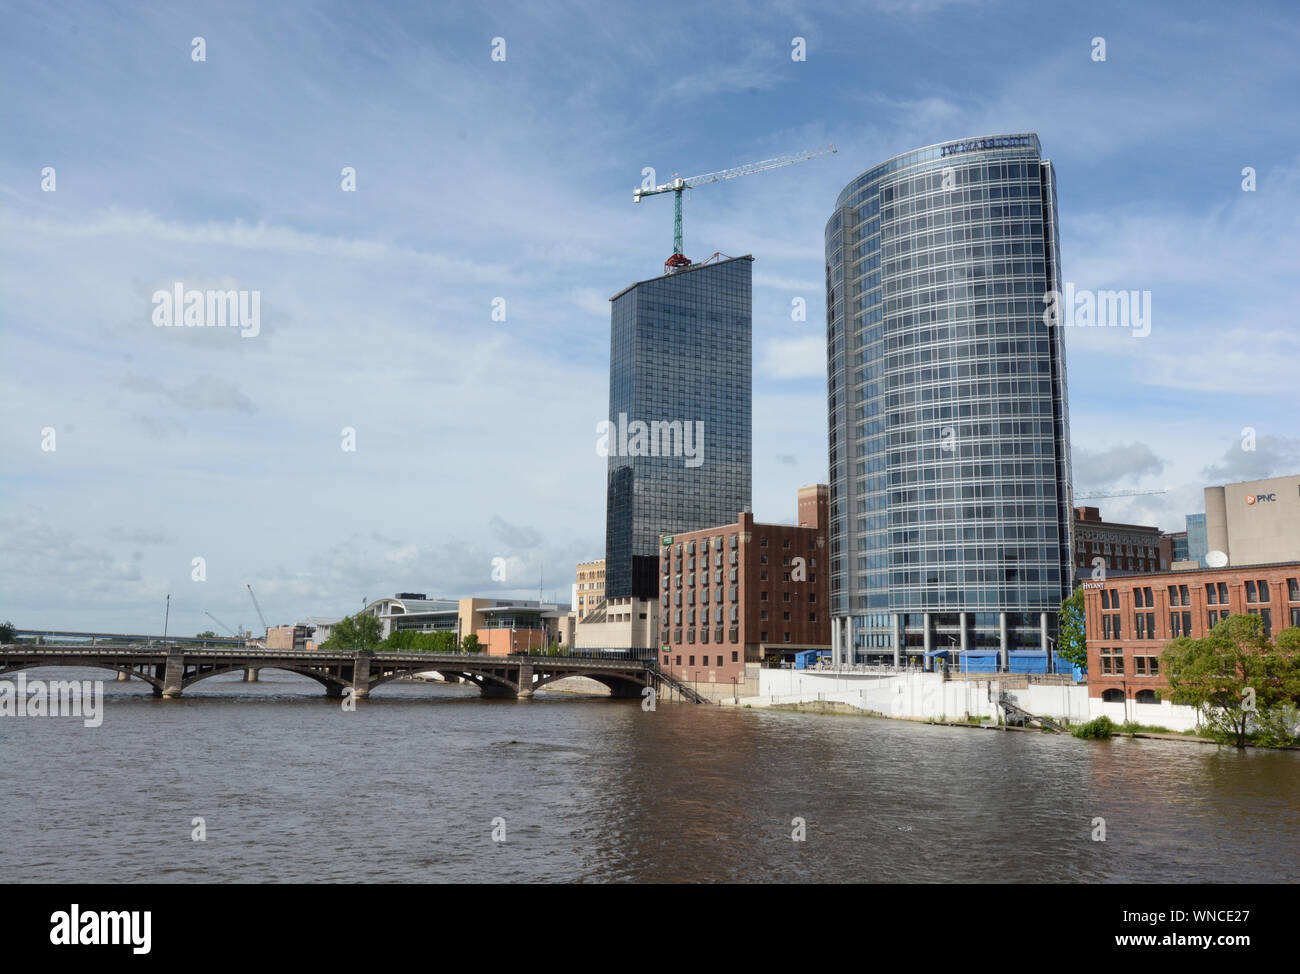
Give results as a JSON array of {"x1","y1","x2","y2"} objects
[
  {"x1": 832, "y1": 618, "x2": 842, "y2": 667},
  {"x1": 845, "y1": 616, "x2": 854, "y2": 666},
  {"x1": 923, "y1": 612, "x2": 932, "y2": 671},
  {"x1": 999, "y1": 611, "x2": 1009, "y2": 671},
  {"x1": 892, "y1": 613, "x2": 902, "y2": 667},
  {"x1": 1040, "y1": 611, "x2": 1050, "y2": 672}
]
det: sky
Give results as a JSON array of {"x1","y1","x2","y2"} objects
[{"x1": 2, "y1": 0, "x2": 1298, "y2": 635}]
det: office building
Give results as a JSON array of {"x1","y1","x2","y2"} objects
[
  {"x1": 658, "y1": 486, "x2": 830, "y2": 700},
  {"x1": 574, "y1": 559, "x2": 606, "y2": 622},
  {"x1": 1186, "y1": 512, "x2": 1208, "y2": 566},
  {"x1": 1072, "y1": 506, "x2": 1162, "y2": 581},
  {"x1": 1205, "y1": 474, "x2": 1300, "y2": 566},
  {"x1": 1083, "y1": 561, "x2": 1300, "y2": 705},
  {"x1": 824, "y1": 134, "x2": 1072, "y2": 667},
  {"x1": 604, "y1": 253, "x2": 753, "y2": 602}
]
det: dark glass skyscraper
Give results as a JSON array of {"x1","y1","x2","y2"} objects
[
  {"x1": 824, "y1": 134, "x2": 1073, "y2": 667},
  {"x1": 605, "y1": 255, "x2": 753, "y2": 600}
]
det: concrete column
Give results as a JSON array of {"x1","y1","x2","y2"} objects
[
  {"x1": 923, "y1": 612, "x2": 932, "y2": 671},
  {"x1": 845, "y1": 616, "x2": 854, "y2": 666},
  {"x1": 832, "y1": 618, "x2": 841, "y2": 667},
  {"x1": 351, "y1": 653, "x2": 371, "y2": 700},
  {"x1": 243, "y1": 667, "x2": 259, "y2": 682},
  {"x1": 161, "y1": 654, "x2": 185, "y2": 699},
  {"x1": 516, "y1": 664, "x2": 534, "y2": 699},
  {"x1": 959, "y1": 611, "x2": 968, "y2": 656},
  {"x1": 1040, "y1": 611, "x2": 1050, "y2": 672},
  {"x1": 999, "y1": 611, "x2": 1008, "y2": 671},
  {"x1": 116, "y1": 670, "x2": 130, "y2": 682},
  {"x1": 892, "y1": 613, "x2": 902, "y2": 667}
]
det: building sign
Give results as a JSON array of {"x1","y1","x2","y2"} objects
[
  {"x1": 940, "y1": 135, "x2": 1034, "y2": 157},
  {"x1": 1245, "y1": 493, "x2": 1277, "y2": 505},
  {"x1": 661, "y1": 536, "x2": 673, "y2": 545}
]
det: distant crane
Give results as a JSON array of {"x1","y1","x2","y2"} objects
[
  {"x1": 245, "y1": 583, "x2": 270, "y2": 636},
  {"x1": 1073, "y1": 487, "x2": 1169, "y2": 501},
  {"x1": 204, "y1": 611, "x2": 242, "y2": 639},
  {"x1": 634, "y1": 145, "x2": 837, "y2": 271}
]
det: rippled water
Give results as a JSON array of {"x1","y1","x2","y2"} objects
[{"x1": 2, "y1": 667, "x2": 1297, "y2": 883}]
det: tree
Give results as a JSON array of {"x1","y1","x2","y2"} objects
[
  {"x1": 461, "y1": 633, "x2": 483, "y2": 654},
  {"x1": 1162, "y1": 615, "x2": 1300, "y2": 748},
  {"x1": 0, "y1": 621, "x2": 15, "y2": 643},
  {"x1": 196, "y1": 630, "x2": 218, "y2": 639},
  {"x1": 1057, "y1": 586, "x2": 1087, "y2": 670},
  {"x1": 321, "y1": 612, "x2": 383, "y2": 652}
]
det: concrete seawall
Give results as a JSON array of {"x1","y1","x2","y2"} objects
[{"x1": 736, "y1": 669, "x2": 1203, "y2": 732}]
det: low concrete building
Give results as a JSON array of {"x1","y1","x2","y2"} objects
[
  {"x1": 266, "y1": 624, "x2": 312, "y2": 651},
  {"x1": 362, "y1": 595, "x2": 571, "y2": 656}
]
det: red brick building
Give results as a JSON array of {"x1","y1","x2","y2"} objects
[
  {"x1": 1083, "y1": 561, "x2": 1300, "y2": 703},
  {"x1": 1072, "y1": 506, "x2": 1163, "y2": 581},
  {"x1": 659, "y1": 485, "x2": 830, "y2": 695}
]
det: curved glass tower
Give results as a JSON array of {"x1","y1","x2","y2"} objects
[{"x1": 824, "y1": 134, "x2": 1073, "y2": 667}]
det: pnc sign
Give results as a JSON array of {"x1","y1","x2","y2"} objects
[{"x1": 1245, "y1": 493, "x2": 1277, "y2": 505}]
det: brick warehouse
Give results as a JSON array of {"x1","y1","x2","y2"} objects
[
  {"x1": 1083, "y1": 561, "x2": 1300, "y2": 704},
  {"x1": 659, "y1": 485, "x2": 830, "y2": 699}
]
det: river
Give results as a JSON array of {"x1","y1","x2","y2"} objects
[{"x1": 2, "y1": 667, "x2": 1297, "y2": 883}]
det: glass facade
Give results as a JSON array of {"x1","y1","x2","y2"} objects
[
  {"x1": 605, "y1": 256, "x2": 753, "y2": 600},
  {"x1": 1186, "y1": 513, "x2": 1208, "y2": 567},
  {"x1": 825, "y1": 134, "x2": 1073, "y2": 661}
]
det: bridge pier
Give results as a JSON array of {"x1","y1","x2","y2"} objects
[
  {"x1": 159, "y1": 654, "x2": 185, "y2": 699},
  {"x1": 351, "y1": 654, "x2": 371, "y2": 700},
  {"x1": 516, "y1": 664, "x2": 534, "y2": 699},
  {"x1": 116, "y1": 670, "x2": 130, "y2": 681},
  {"x1": 243, "y1": 667, "x2": 260, "y2": 682}
]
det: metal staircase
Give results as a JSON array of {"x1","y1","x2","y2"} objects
[{"x1": 998, "y1": 691, "x2": 1067, "y2": 733}]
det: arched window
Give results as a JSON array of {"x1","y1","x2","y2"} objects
[
  {"x1": 1101, "y1": 688, "x2": 1124, "y2": 703},
  {"x1": 1134, "y1": 689, "x2": 1158, "y2": 704}
]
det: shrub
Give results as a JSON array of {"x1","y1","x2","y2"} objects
[{"x1": 1073, "y1": 715, "x2": 1115, "y2": 740}]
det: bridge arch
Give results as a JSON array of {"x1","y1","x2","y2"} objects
[
  {"x1": 0, "y1": 660, "x2": 164, "y2": 693},
  {"x1": 365, "y1": 667, "x2": 517, "y2": 696},
  {"x1": 181, "y1": 664, "x2": 346, "y2": 693},
  {"x1": 530, "y1": 670, "x2": 648, "y2": 695}
]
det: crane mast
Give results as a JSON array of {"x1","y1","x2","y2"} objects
[
  {"x1": 246, "y1": 583, "x2": 269, "y2": 635},
  {"x1": 634, "y1": 145, "x2": 836, "y2": 270}
]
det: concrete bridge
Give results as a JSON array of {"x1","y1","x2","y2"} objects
[{"x1": 0, "y1": 645, "x2": 690, "y2": 701}]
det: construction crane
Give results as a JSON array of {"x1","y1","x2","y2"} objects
[
  {"x1": 246, "y1": 583, "x2": 269, "y2": 635},
  {"x1": 204, "y1": 611, "x2": 241, "y2": 639},
  {"x1": 634, "y1": 145, "x2": 837, "y2": 271},
  {"x1": 1073, "y1": 487, "x2": 1169, "y2": 500}
]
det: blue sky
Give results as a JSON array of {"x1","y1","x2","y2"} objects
[{"x1": 2, "y1": 0, "x2": 1298, "y2": 634}]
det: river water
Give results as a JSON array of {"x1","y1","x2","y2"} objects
[{"x1": 2, "y1": 667, "x2": 1297, "y2": 883}]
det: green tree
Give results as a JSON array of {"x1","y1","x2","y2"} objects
[
  {"x1": 1057, "y1": 586, "x2": 1087, "y2": 670},
  {"x1": 461, "y1": 633, "x2": 483, "y2": 654},
  {"x1": 195, "y1": 629, "x2": 218, "y2": 639},
  {"x1": 1162, "y1": 616, "x2": 1300, "y2": 748},
  {"x1": 322, "y1": 612, "x2": 383, "y2": 652},
  {"x1": 0, "y1": 620, "x2": 16, "y2": 643}
]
